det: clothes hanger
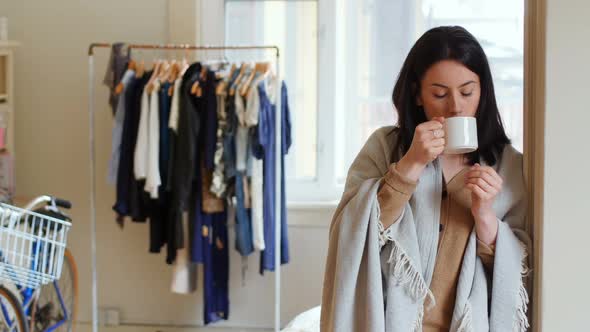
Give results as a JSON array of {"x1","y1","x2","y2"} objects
[
  {"x1": 241, "y1": 61, "x2": 270, "y2": 97},
  {"x1": 191, "y1": 78, "x2": 200, "y2": 96},
  {"x1": 239, "y1": 63, "x2": 257, "y2": 97},
  {"x1": 127, "y1": 59, "x2": 136, "y2": 71},
  {"x1": 162, "y1": 50, "x2": 177, "y2": 96},
  {"x1": 191, "y1": 72, "x2": 206, "y2": 97},
  {"x1": 230, "y1": 62, "x2": 249, "y2": 96},
  {"x1": 190, "y1": 48, "x2": 204, "y2": 96},
  {"x1": 193, "y1": 48, "x2": 212, "y2": 97},
  {"x1": 162, "y1": 60, "x2": 176, "y2": 86},
  {"x1": 114, "y1": 58, "x2": 137, "y2": 95},
  {"x1": 223, "y1": 63, "x2": 241, "y2": 96},
  {"x1": 158, "y1": 47, "x2": 171, "y2": 81},
  {"x1": 213, "y1": 50, "x2": 234, "y2": 95},
  {"x1": 167, "y1": 59, "x2": 176, "y2": 96},
  {"x1": 146, "y1": 48, "x2": 163, "y2": 94},
  {"x1": 147, "y1": 61, "x2": 160, "y2": 93},
  {"x1": 136, "y1": 49, "x2": 145, "y2": 78},
  {"x1": 197, "y1": 63, "x2": 208, "y2": 97},
  {"x1": 150, "y1": 46, "x2": 171, "y2": 92},
  {"x1": 166, "y1": 49, "x2": 180, "y2": 96},
  {"x1": 216, "y1": 62, "x2": 236, "y2": 95},
  {"x1": 211, "y1": 50, "x2": 230, "y2": 82},
  {"x1": 177, "y1": 47, "x2": 189, "y2": 77},
  {"x1": 132, "y1": 48, "x2": 144, "y2": 78},
  {"x1": 171, "y1": 49, "x2": 183, "y2": 82},
  {"x1": 235, "y1": 65, "x2": 251, "y2": 98}
]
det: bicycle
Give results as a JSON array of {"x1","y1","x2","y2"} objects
[{"x1": 0, "y1": 195, "x2": 78, "y2": 332}]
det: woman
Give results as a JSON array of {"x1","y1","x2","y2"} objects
[{"x1": 320, "y1": 26, "x2": 531, "y2": 331}]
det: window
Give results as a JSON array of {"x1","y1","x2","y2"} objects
[{"x1": 225, "y1": 0, "x2": 524, "y2": 203}]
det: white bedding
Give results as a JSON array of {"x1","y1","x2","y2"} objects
[{"x1": 281, "y1": 306, "x2": 321, "y2": 332}]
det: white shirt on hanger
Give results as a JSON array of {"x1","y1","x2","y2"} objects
[
  {"x1": 245, "y1": 74, "x2": 266, "y2": 127},
  {"x1": 246, "y1": 75, "x2": 268, "y2": 251},
  {"x1": 144, "y1": 80, "x2": 161, "y2": 199},
  {"x1": 235, "y1": 93, "x2": 249, "y2": 172},
  {"x1": 168, "y1": 78, "x2": 182, "y2": 133},
  {"x1": 134, "y1": 88, "x2": 150, "y2": 180}
]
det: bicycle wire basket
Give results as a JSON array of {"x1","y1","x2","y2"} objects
[{"x1": 0, "y1": 203, "x2": 72, "y2": 289}]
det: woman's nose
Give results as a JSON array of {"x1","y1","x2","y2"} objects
[{"x1": 448, "y1": 94, "x2": 462, "y2": 114}]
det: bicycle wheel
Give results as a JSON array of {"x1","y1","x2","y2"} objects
[
  {"x1": 0, "y1": 285, "x2": 28, "y2": 332},
  {"x1": 31, "y1": 249, "x2": 78, "y2": 332}
]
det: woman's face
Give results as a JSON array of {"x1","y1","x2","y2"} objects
[{"x1": 417, "y1": 60, "x2": 481, "y2": 120}]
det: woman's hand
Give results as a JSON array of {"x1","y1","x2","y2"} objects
[
  {"x1": 465, "y1": 163, "x2": 502, "y2": 245},
  {"x1": 396, "y1": 117, "x2": 446, "y2": 182}
]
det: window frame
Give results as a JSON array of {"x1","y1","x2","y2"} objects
[
  {"x1": 221, "y1": 0, "x2": 536, "y2": 205},
  {"x1": 218, "y1": 0, "x2": 543, "y2": 328}
]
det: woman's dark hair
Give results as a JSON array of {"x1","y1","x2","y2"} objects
[{"x1": 391, "y1": 26, "x2": 510, "y2": 166}]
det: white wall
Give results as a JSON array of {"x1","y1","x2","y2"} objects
[
  {"x1": 0, "y1": 0, "x2": 331, "y2": 328},
  {"x1": 541, "y1": 0, "x2": 590, "y2": 330}
]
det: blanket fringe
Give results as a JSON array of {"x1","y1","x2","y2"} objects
[
  {"x1": 387, "y1": 238, "x2": 436, "y2": 331},
  {"x1": 455, "y1": 302, "x2": 473, "y2": 332},
  {"x1": 514, "y1": 241, "x2": 530, "y2": 332},
  {"x1": 388, "y1": 238, "x2": 436, "y2": 309},
  {"x1": 413, "y1": 306, "x2": 424, "y2": 332}
]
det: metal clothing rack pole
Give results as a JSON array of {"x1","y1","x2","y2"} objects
[{"x1": 87, "y1": 43, "x2": 283, "y2": 332}]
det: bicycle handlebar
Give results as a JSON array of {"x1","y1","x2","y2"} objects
[
  {"x1": 53, "y1": 198, "x2": 72, "y2": 209},
  {"x1": 22, "y1": 195, "x2": 72, "y2": 211}
]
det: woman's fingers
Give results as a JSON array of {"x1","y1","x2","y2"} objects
[
  {"x1": 409, "y1": 118, "x2": 448, "y2": 164},
  {"x1": 429, "y1": 138, "x2": 445, "y2": 147},
  {"x1": 417, "y1": 120, "x2": 443, "y2": 132},
  {"x1": 479, "y1": 166, "x2": 503, "y2": 185},
  {"x1": 466, "y1": 168, "x2": 501, "y2": 190},
  {"x1": 466, "y1": 176, "x2": 496, "y2": 194},
  {"x1": 432, "y1": 116, "x2": 445, "y2": 125},
  {"x1": 470, "y1": 165, "x2": 502, "y2": 186},
  {"x1": 430, "y1": 145, "x2": 445, "y2": 156},
  {"x1": 418, "y1": 127, "x2": 445, "y2": 142},
  {"x1": 466, "y1": 183, "x2": 488, "y2": 199},
  {"x1": 432, "y1": 128, "x2": 445, "y2": 139}
]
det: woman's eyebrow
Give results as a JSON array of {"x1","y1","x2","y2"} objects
[
  {"x1": 430, "y1": 80, "x2": 477, "y2": 89},
  {"x1": 459, "y1": 80, "x2": 477, "y2": 87}
]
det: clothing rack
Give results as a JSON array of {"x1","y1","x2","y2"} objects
[{"x1": 87, "y1": 43, "x2": 283, "y2": 332}]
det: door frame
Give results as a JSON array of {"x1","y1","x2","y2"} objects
[{"x1": 524, "y1": 0, "x2": 546, "y2": 331}]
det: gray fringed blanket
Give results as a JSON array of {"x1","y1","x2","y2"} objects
[{"x1": 320, "y1": 127, "x2": 531, "y2": 331}]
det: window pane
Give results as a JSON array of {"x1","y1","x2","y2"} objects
[
  {"x1": 422, "y1": 0, "x2": 525, "y2": 152},
  {"x1": 334, "y1": 0, "x2": 416, "y2": 182},
  {"x1": 335, "y1": 0, "x2": 524, "y2": 183},
  {"x1": 225, "y1": 1, "x2": 318, "y2": 180}
]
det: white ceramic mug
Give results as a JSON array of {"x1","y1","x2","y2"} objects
[{"x1": 443, "y1": 116, "x2": 478, "y2": 154}]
